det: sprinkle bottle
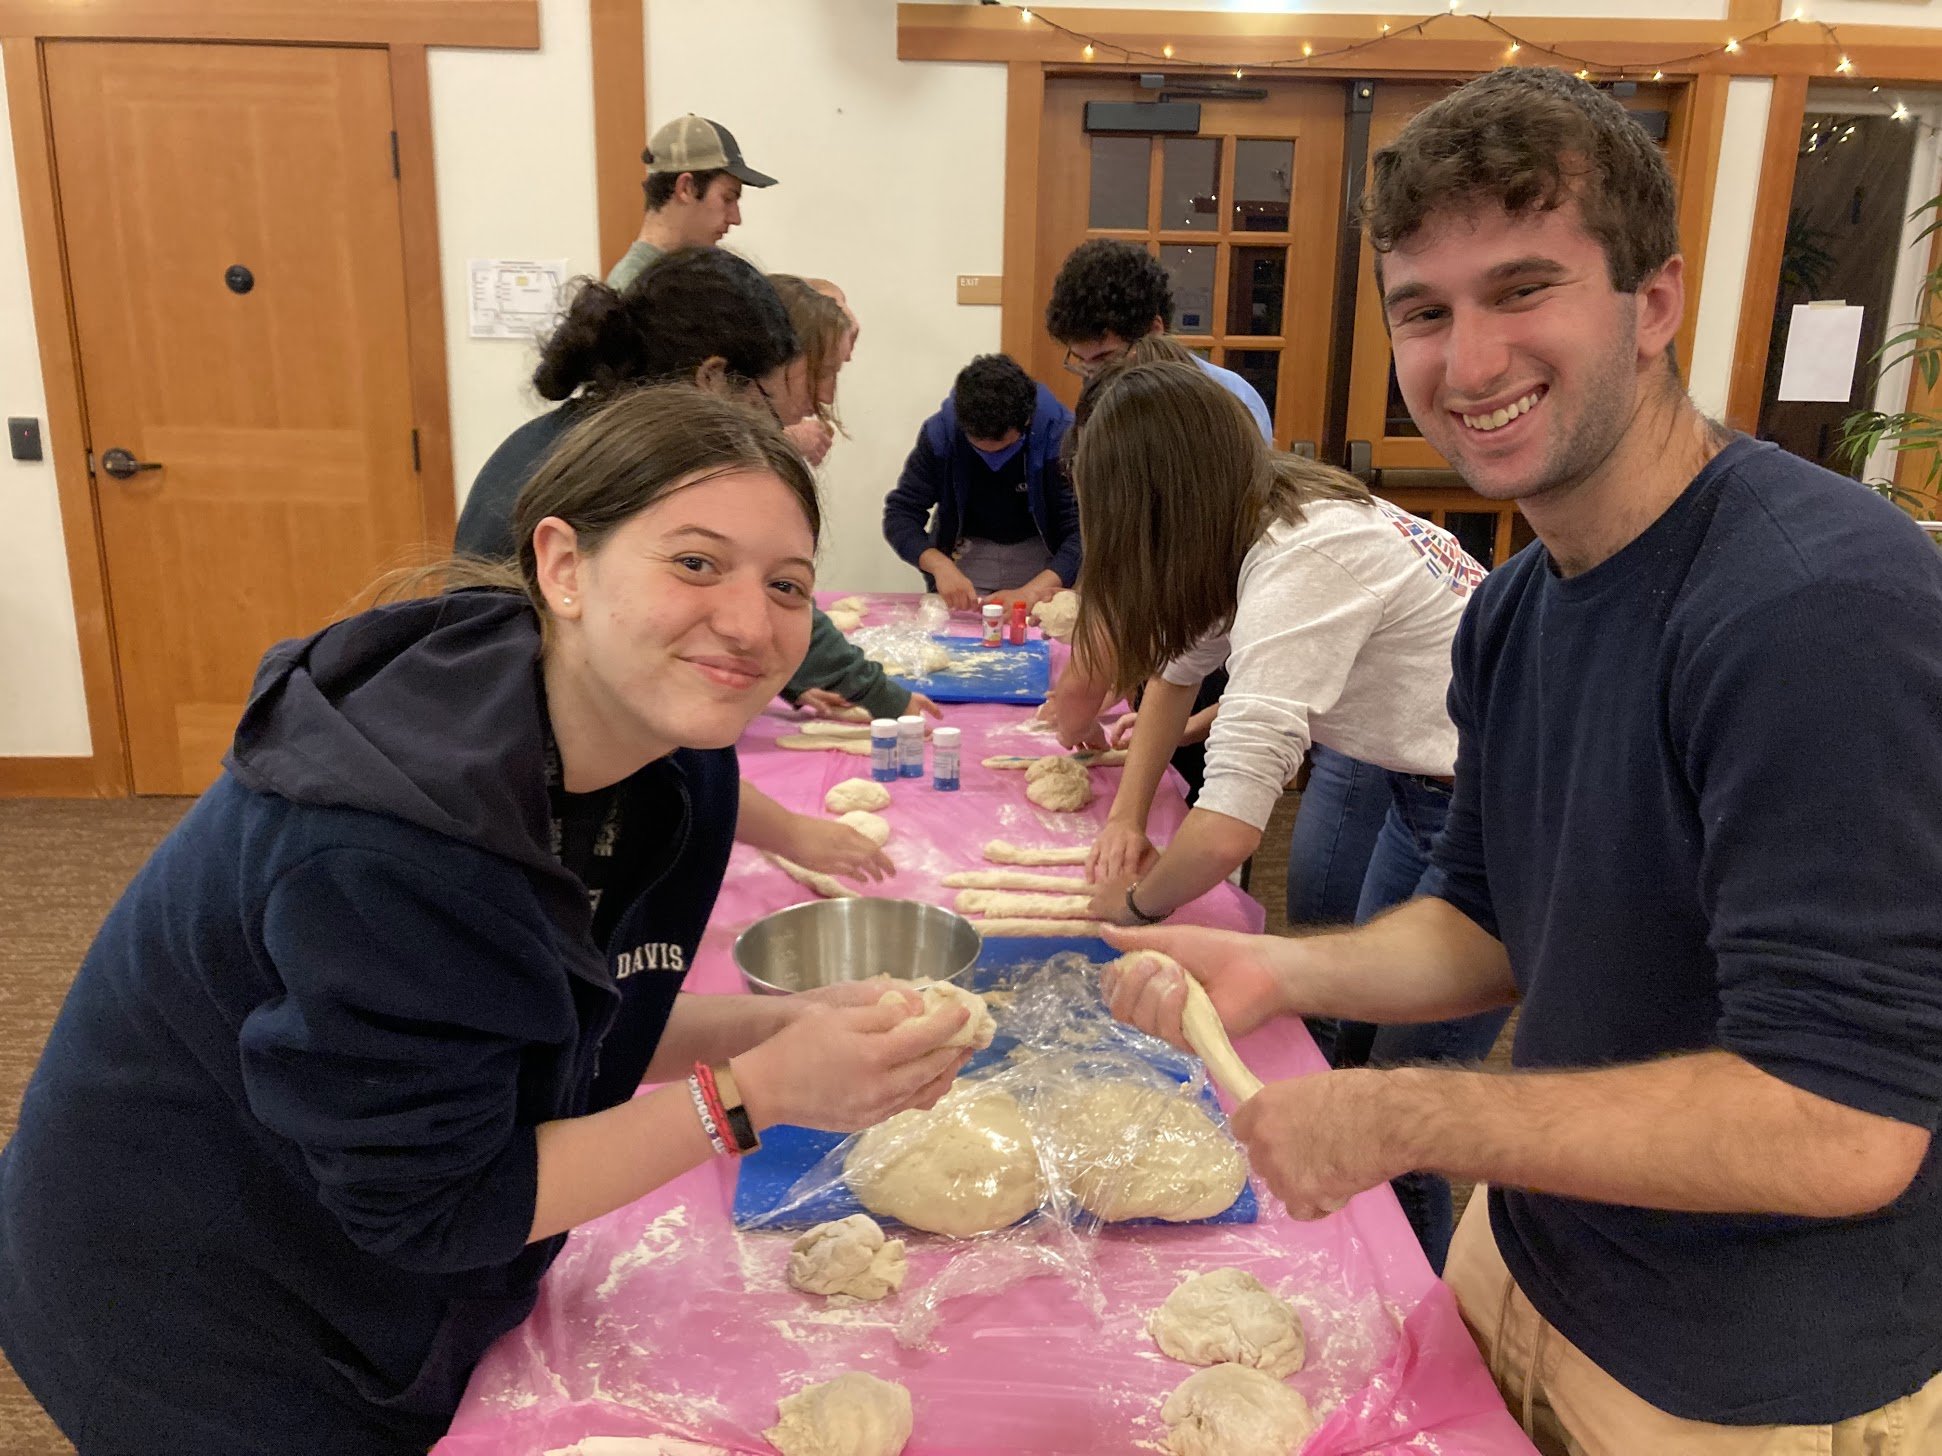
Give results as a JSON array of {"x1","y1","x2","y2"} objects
[
  {"x1": 869, "y1": 718, "x2": 898, "y2": 782},
  {"x1": 932, "y1": 727, "x2": 961, "y2": 790}
]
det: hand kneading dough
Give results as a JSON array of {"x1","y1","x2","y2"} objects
[
  {"x1": 1150, "y1": 1268, "x2": 1306, "y2": 1377},
  {"x1": 837, "y1": 809, "x2": 891, "y2": 846},
  {"x1": 825, "y1": 778, "x2": 892, "y2": 813},
  {"x1": 1025, "y1": 758, "x2": 1092, "y2": 813},
  {"x1": 1040, "y1": 1080, "x2": 1246, "y2": 1222},
  {"x1": 879, "y1": 979, "x2": 994, "y2": 1049},
  {"x1": 845, "y1": 1083, "x2": 1042, "y2": 1237},
  {"x1": 1162, "y1": 1364, "x2": 1316, "y2": 1456},
  {"x1": 787, "y1": 1214, "x2": 907, "y2": 1301},
  {"x1": 766, "y1": 1371, "x2": 913, "y2": 1456}
]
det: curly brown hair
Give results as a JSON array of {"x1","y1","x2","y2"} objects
[{"x1": 1363, "y1": 68, "x2": 1678, "y2": 293}]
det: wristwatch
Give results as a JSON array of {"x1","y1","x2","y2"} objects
[
  {"x1": 712, "y1": 1062, "x2": 761, "y2": 1156},
  {"x1": 1125, "y1": 880, "x2": 1167, "y2": 926}
]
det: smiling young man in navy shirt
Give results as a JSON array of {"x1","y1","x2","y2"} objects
[{"x1": 1102, "y1": 67, "x2": 1942, "y2": 1454}]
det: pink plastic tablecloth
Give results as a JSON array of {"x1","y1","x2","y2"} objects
[{"x1": 436, "y1": 595, "x2": 1533, "y2": 1456}]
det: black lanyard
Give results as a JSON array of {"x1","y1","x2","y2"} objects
[{"x1": 541, "y1": 728, "x2": 626, "y2": 934}]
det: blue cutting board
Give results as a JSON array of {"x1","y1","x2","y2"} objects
[
  {"x1": 891, "y1": 636, "x2": 1050, "y2": 705},
  {"x1": 732, "y1": 937, "x2": 1257, "y2": 1231}
]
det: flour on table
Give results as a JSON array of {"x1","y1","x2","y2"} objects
[
  {"x1": 825, "y1": 778, "x2": 892, "y2": 813},
  {"x1": 1150, "y1": 1268, "x2": 1306, "y2": 1378}
]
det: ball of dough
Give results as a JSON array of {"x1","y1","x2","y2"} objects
[
  {"x1": 827, "y1": 608, "x2": 863, "y2": 634},
  {"x1": 878, "y1": 979, "x2": 995, "y2": 1050},
  {"x1": 837, "y1": 809, "x2": 891, "y2": 846},
  {"x1": 825, "y1": 778, "x2": 892, "y2": 814},
  {"x1": 765, "y1": 1371, "x2": 913, "y2": 1456},
  {"x1": 846, "y1": 1083, "x2": 1042, "y2": 1238},
  {"x1": 1039, "y1": 1079, "x2": 1246, "y2": 1222},
  {"x1": 1025, "y1": 758, "x2": 1092, "y2": 813},
  {"x1": 1150, "y1": 1268, "x2": 1306, "y2": 1377},
  {"x1": 1161, "y1": 1364, "x2": 1316, "y2": 1456},
  {"x1": 786, "y1": 1214, "x2": 907, "y2": 1301},
  {"x1": 1031, "y1": 589, "x2": 1080, "y2": 642},
  {"x1": 829, "y1": 594, "x2": 869, "y2": 615}
]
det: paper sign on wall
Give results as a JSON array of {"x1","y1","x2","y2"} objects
[
  {"x1": 1775, "y1": 302, "x2": 1866, "y2": 403},
  {"x1": 468, "y1": 259, "x2": 570, "y2": 340}
]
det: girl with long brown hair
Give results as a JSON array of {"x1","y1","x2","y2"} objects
[
  {"x1": 0, "y1": 386, "x2": 972, "y2": 1455},
  {"x1": 1071, "y1": 356, "x2": 1505, "y2": 1267}
]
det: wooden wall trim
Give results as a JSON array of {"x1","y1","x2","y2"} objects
[
  {"x1": 1892, "y1": 212, "x2": 1942, "y2": 513},
  {"x1": 591, "y1": 0, "x2": 646, "y2": 276},
  {"x1": 2, "y1": 36, "x2": 129, "y2": 797},
  {"x1": 0, "y1": 0, "x2": 538, "y2": 48},
  {"x1": 1726, "y1": 0, "x2": 1782, "y2": 24},
  {"x1": 1673, "y1": 74, "x2": 1729, "y2": 377},
  {"x1": 389, "y1": 45, "x2": 457, "y2": 548},
  {"x1": 0, "y1": 756, "x2": 108, "y2": 797},
  {"x1": 899, "y1": 5, "x2": 1942, "y2": 80},
  {"x1": 1001, "y1": 61, "x2": 1045, "y2": 365},
  {"x1": 1726, "y1": 74, "x2": 1807, "y2": 432}
]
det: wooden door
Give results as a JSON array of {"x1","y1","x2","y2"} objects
[
  {"x1": 44, "y1": 41, "x2": 432, "y2": 795},
  {"x1": 1035, "y1": 77, "x2": 1346, "y2": 450}
]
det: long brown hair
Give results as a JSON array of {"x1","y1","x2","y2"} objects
[
  {"x1": 1071, "y1": 357, "x2": 1370, "y2": 695},
  {"x1": 770, "y1": 274, "x2": 850, "y2": 435},
  {"x1": 378, "y1": 384, "x2": 820, "y2": 614}
]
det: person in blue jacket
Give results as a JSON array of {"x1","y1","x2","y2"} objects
[
  {"x1": 882, "y1": 353, "x2": 1077, "y2": 610},
  {"x1": 0, "y1": 385, "x2": 972, "y2": 1456}
]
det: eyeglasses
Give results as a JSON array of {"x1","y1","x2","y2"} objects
[{"x1": 1061, "y1": 342, "x2": 1130, "y2": 378}]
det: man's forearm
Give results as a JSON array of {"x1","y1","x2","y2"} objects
[
  {"x1": 1272, "y1": 895, "x2": 1518, "y2": 1025},
  {"x1": 1377, "y1": 1050, "x2": 1931, "y2": 1218}
]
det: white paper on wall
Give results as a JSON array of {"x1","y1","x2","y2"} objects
[
  {"x1": 1775, "y1": 301, "x2": 1867, "y2": 403},
  {"x1": 468, "y1": 258, "x2": 569, "y2": 339}
]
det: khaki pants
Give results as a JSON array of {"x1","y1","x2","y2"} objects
[{"x1": 1442, "y1": 1192, "x2": 1942, "y2": 1456}]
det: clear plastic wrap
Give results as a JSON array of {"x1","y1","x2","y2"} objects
[{"x1": 438, "y1": 946, "x2": 1536, "y2": 1456}]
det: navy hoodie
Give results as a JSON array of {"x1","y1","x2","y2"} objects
[
  {"x1": 0, "y1": 590, "x2": 737, "y2": 1454},
  {"x1": 881, "y1": 383, "x2": 1079, "y2": 587}
]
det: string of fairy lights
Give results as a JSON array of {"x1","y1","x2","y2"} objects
[{"x1": 993, "y1": 2, "x2": 1898, "y2": 95}]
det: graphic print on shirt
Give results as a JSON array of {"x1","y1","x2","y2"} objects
[
  {"x1": 614, "y1": 941, "x2": 686, "y2": 979},
  {"x1": 1375, "y1": 499, "x2": 1487, "y2": 597}
]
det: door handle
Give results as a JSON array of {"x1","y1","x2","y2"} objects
[
  {"x1": 1345, "y1": 439, "x2": 1374, "y2": 484},
  {"x1": 100, "y1": 447, "x2": 162, "y2": 480},
  {"x1": 1289, "y1": 439, "x2": 1317, "y2": 459}
]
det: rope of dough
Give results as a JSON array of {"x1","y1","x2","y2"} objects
[
  {"x1": 943, "y1": 870, "x2": 1095, "y2": 891},
  {"x1": 775, "y1": 735, "x2": 872, "y2": 756},
  {"x1": 763, "y1": 852, "x2": 856, "y2": 899},
  {"x1": 1113, "y1": 950, "x2": 1264, "y2": 1103},
  {"x1": 799, "y1": 720, "x2": 932, "y2": 740},
  {"x1": 983, "y1": 839, "x2": 1090, "y2": 866},
  {"x1": 981, "y1": 750, "x2": 1129, "y2": 770},
  {"x1": 956, "y1": 890, "x2": 1094, "y2": 917},
  {"x1": 975, "y1": 917, "x2": 1109, "y2": 937}
]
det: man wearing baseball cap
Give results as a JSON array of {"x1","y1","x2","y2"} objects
[{"x1": 607, "y1": 114, "x2": 777, "y2": 292}]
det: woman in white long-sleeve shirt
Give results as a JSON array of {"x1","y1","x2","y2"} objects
[{"x1": 1072, "y1": 356, "x2": 1503, "y2": 1267}]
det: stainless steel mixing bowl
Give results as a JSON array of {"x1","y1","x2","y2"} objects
[{"x1": 733, "y1": 897, "x2": 982, "y2": 996}]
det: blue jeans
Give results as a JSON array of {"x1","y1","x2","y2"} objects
[{"x1": 1290, "y1": 759, "x2": 1512, "y2": 1273}]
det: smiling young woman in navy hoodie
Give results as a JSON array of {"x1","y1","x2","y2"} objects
[{"x1": 0, "y1": 385, "x2": 972, "y2": 1455}]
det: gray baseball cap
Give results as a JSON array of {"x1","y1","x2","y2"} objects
[{"x1": 644, "y1": 114, "x2": 777, "y2": 188}]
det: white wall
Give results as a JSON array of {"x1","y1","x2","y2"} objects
[
  {"x1": 0, "y1": 66, "x2": 91, "y2": 756},
  {"x1": 1687, "y1": 77, "x2": 1774, "y2": 418},
  {"x1": 6, "y1": 0, "x2": 1942, "y2": 759},
  {"x1": 645, "y1": 0, "x2": 1007, "y2": 593},
  {"x1": 430, "y1": 0, "x2": 600, "y2": 504}
]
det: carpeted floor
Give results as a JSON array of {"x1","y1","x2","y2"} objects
[{"x1": 0, "y1": 789, "x2": 1511, "y2": 1451}]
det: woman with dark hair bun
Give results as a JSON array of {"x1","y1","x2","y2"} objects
[{"x1": 454, "y1": 249, "x2": 938, "y2": 885}]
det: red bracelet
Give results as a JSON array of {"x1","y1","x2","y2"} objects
[
  {"x1": 692, "y1": 1061, "x2": 730, "y2": 1141},
  {"x1": 685, "y1": 1072, "x2": 729, "y2": 1157}
]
